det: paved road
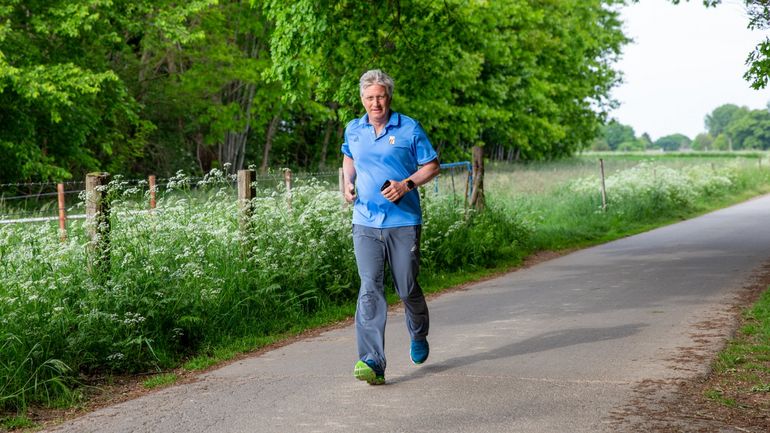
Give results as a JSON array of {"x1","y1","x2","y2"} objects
[{"x1": 47, "y1": 195, "x2": 770, "y2": 433}]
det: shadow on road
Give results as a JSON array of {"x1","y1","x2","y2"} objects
[{"x1": 390, "y1": 323, "x2": 647, "y2": 384}]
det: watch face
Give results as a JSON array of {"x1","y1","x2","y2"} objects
[{"x1": 407, "y1": 179, "x2": 416, "y2": 190}]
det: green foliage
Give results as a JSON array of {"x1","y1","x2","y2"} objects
[
  {"x1": 700, "y1": 104, "x2": 770, "y2": 151},
  {"x1": 422, "y1": 200, "x2": 531, "y2": 271},
  {"x1": 602, "y1": 120, "x2": 637, "y2": 150},
  {"x1": 0, "y1": 169, "x2": 528, "y2": 411},
  {"x1": 691, "y1": 133, "x2": 715, "y2": 151},
  {"x1": 0, "y1": 0, "x2": 630, "y2": 181},
  {"x1": 505, "y1": 154, "x2": 770, "y2": 250},
  {"x1": 705, "y1": 285, "x2": 770, "y2": 408},
  {"x1": 0, "y1": 0, "x2": 165, "y2": 182},
  {"x1": 706, "y1": 104, "x2": 747, "y2": 137},
  {"x1": 616, "y1": 140, "x2": 645, "y2": 152},
  {"x1": 2, "y1": 155, "x2": 770, "y2": 413},
  {"x1": 654, "y1": 133, "x2": 691, "y2": 151},
  {"x1": 704, "y1": 388, "x2": 738, "y2": 407},
  {"x1": 0, "y1": 413, "x2": 34, "y2": 430},
  {"x1": 142, "y1": 373, "x2": 178, "y2": 389},
  {"x1": 727, "y1": 109, "x2": 770, "y2": 150}
]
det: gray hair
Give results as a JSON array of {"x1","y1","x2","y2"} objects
[{"x1": 359, "y1": 69, "x2": 394, "y2": 99}]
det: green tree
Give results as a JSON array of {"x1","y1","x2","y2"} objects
[
  {"x1": 712, "y1": 133, "x2": 730, "y2": 150},
  {"x1": 705, "y1": 104, "x2": 748, "y2": 137},
  {"x1": 263, "y1": 0, "x2": 627, "y2": 161},
  {"x1": 691, "y1": 132, "x2": 715, "y2": 150},
  {"x1": 726, "y1": 109, "x2": 770, "y2": 149},
  {"x1": 0, "y1": 0, "x2": 632, "y2": 183},
  {"x1": 640, "y1": 132, "x2": 656, "y2": 149},
  {"x1": 0, "y1": 1, "x2": 154, "y2": 182},
  {"x1": 617, "y1": 140, "x2": 645, "y2": 152},
  {"x1": 590, "y1": 137, "x2": 611, "y2": 151},
  {"x1": 130, "y1": 0, "x2": 286, "y2": 174},
  {"x1": 602, "y1": 120, "x2": 636, "y2": 150},
  {"x1": 703, "y1": 104, "x2": 750, "y2": 151},
  {"x1": 654, "y1": 133, "x2": 691, "y2": 151}
]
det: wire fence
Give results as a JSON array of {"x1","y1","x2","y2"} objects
[{"x1": 0, "y1": 164, "x2": 474, "y2": 224}]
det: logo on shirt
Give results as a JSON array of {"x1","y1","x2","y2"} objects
[{"x1": 389, "y1": 136, "x2": 395, "y2": 145}]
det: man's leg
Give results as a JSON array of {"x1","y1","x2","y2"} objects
[
  {"x1": 385, "y1": 225, "x2": 429, "y2": 342},
  {"x1": 352, "y1": 225, "x2": 388, "y2": 373}
]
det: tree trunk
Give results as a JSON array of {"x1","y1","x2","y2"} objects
[
  {"x1": 260, "y1": 111, "x2": 282, "y2": 174},
  {"x1": 319, "y1": 103, "x2": 339, "y2": 170},
  {"x1": 319, "y1": 120, "x2": 333, "y2": 170},
  {"x1": 217, "y1": 19, "x2": 264, "y2": 173}
]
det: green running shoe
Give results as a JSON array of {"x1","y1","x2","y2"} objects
[{"x1": 353, "y1": 360, "x2": 385, "y2": 385}]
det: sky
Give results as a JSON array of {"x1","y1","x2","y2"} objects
[{"x1": 610, "y1": 0, "x2": 770, "y2": 141}]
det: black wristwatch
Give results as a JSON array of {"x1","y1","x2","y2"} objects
[{"x1": 405, "y1": 179, "x2": 416, "y2": 190}]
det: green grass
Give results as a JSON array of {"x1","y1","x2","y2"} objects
[
  {"x1": 705, "y1": 286, "x2": 770, "y2": 409},
  {"x1": 0, "y1": 414, "x2": 34, "y2": 430},
  {"x1": 704, "y1": 389, "x2": 739, "y2": 407},
  {"x1": 142, "y1": 373, "x2": 178, "y2": 389},
  {"x1": 2, "y1": 154, "x2": 770, "y2": 418}
]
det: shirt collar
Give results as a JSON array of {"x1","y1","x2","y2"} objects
[{"x1": 359, "y1": 111, "x2": 400, "y2": 128}]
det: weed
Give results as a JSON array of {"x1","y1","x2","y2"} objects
[{"x1": 142, "y1": 373, "x2": 178, "y2": 389}]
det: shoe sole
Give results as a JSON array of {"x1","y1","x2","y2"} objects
[{"x1": 354, "y1": 361, "x2": 385, "y2": 385}]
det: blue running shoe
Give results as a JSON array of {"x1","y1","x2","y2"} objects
[
  {"x1": 353, "y1": 360, "x2": 385, "y2": 385},
  {"x1": 410, "y1": 339, "x2": 429, "y2": 364}
]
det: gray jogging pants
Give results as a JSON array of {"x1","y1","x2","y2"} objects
[{"x1": 352, "y1": 224, "x2": 429, "y2": 372}]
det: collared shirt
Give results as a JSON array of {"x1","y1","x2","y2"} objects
[{"x1": 341, "y1": 111, "x2": 438, "y2": 228}]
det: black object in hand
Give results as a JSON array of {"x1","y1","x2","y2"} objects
[{"x1": 381, "y1": 180, "x2": 402, "y2": 204}]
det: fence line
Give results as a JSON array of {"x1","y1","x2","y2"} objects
[{"x1": 0, "y1": 164, "x2": 476, "y2": 225}]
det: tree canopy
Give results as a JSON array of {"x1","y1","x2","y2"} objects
[{"x1": 1, "y1": 0, "x2": 627, "y2": 183}]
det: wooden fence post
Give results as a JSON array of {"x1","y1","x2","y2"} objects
[
  {"x1": 600, "y1": 159, "x2": 608, "y2": 212},
  {"x1": 85, "y1": 172, "x2": 111, "y2": 273},
  {"x1": 470, "y1": 146, "x2": 485, "y2": 211},
  {"x1": 237, "y1": 169, "x2": 256, "y2": 233},
  {"x1": 57, "y1": 183, "x2": 67, "y2": 241},
  {"x1": 284, "y1": 168, "x2": 293, "y2": 209},
  {"x1": 148, "y1": 175, "x2": 157, "y2": 210}
]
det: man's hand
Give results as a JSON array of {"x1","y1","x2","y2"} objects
[
  {"x1": 342, "y1": 155, "x2": 357, "y2": 203},
  {"x1": 344, "y1": 185, "x2": 356, "y2": 203},
  {"x1": 381, "y1": 180, "x2": 410, "y2": 203}
]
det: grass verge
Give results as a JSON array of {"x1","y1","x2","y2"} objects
[
  {"x1": 141, "y1": 373, "x2": 178, "y2": 390},
  {"x1": 705, "y1": 287, "x2": 770, "y2": 413}
]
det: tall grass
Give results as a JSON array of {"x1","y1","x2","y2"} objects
[
  {"x1": 1, "y1": 153, "x2": 769, "y2": 417},
  {"x1": 488, "y1": 154, "x2": 770, "y2": 249},
  {"x1": 0, "y1": 168, "x2": 525, "y2": 414}
]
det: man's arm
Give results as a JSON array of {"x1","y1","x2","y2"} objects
[
  {"x1": 381, "y1": 159, "x2": 440, "y2": 203},
  {"x1": 342, "y1": 155, "x2": 357, "y2": 203}
]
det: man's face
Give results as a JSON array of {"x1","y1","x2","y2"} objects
[{"x1": 361, "y1": 84, "x2": 391, "y2": 124}]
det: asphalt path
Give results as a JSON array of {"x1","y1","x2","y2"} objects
[{"x1": 46, "y1": 194, "x2": 770, "y2": 433}]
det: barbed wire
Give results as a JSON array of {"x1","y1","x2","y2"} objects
[
  {"x1": 0, "y1": 166, "x2": 469, "y2": 222},
  {"x1": 0, "y1": 170, "x2": 343, "y2": 191}
]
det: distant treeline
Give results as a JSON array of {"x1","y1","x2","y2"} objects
[
  {"x1": 593, "y1": 103, "x2": 770, "y2": 152},
  {"x1": 0, "y1": 1, "x2": 628, "y2": 184}
]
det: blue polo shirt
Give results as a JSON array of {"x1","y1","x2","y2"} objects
[{"x1": 341, "y1": 111, "x2": 438, "y2": 228}]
